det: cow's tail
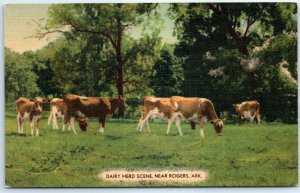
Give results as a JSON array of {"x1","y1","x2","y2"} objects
[
  {"x1": 256, "y1": 102, "x2": 260, "y2": 115},
  {"x1": 140, "y1": 98, "x2": 145, "y2": 118}
]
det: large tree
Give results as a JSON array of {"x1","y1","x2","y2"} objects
[
  {"x1": 170, "y1": 3, "x2": 296, "y2": 94},
  {"x1": 37, "y1": 3, "x2": 158, "y2": 98}
]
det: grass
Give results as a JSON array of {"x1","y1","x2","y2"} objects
[{"x1": 5, "y1": 111, "x2": 298, "y2": 187}]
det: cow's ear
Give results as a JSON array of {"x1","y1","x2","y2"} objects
[
  {"x1": 209, "y1": 120, "x2": 214, "y2": 124},
  {"x1": 232, "y1": 104, "x2": 236, "y2": 108},
  {"x1": 29, "y1": 98, "x2": 35, "y2": 102},
  {"x1": 222, "y1": 118, "x2": 226, "y2": 122}
]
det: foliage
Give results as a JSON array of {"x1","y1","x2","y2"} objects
[
  {"x1": 5, "y1": 48, "x2": 40, "y2": 102},
  {"x1": 150, "y1": 45, "x2": 184, "y2": 97},
  {"x1": 169, "y1": 3, "x2": 297, "y2": 122}
]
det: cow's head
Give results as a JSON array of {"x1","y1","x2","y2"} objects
[
  {"x1": 30, "y1": 97, "x2": 48, "y2": 113},
  {"x1": 210, "y1": 119, "x2": 225, "y2": 136},
  {"x1": 233, "y1": 104, "x2": 241, "y2": 113},
  {"x1": 74, "y1": 111, "x2": 88, "y2": 131},
  {"x1": 117, "y1": 96, "x2": 128, "y2": 111}
]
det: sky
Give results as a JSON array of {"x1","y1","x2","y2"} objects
[{"x1": 4, "y1": 3, "x2": 177, "y2": 53}]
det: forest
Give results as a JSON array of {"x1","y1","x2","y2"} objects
[{"x1": 5, "y1": 3, "x2": 297, "y2": 123}]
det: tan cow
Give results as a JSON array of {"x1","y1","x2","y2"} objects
[
  {"x1": 63, "y1": 94, "x2": 128, "y2": 134},
  {"x1": 137, "y1": 96, "x2": 183, "y2": 135},
  {"x1": 47, "y1": 98, "x2": 71, "y2": 132},
  {"x1": 233, "y1": 101, "x2": 261, "y2": 124},
  {"x1": 16, "y1": 97, "x2": 48, "y2": 136},
  {"x1": 170, "y1": 96, "x2": 224, "y2": 137}
]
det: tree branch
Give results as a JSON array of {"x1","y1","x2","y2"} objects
[{"x1": 65, "y1": 18, "x2": 117, "y2": 50}]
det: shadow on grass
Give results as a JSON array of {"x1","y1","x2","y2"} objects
[{"x1": 6, "y1": 132, "x2": 44, "y2": 137}]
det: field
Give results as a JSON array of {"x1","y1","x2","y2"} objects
[{"x1": 5, "y1": 111, "x2": 298, "y2": 187}]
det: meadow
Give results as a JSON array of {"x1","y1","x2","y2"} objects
[{"x1": 5, "y1": 111, "x2": 298, "y2": 187}]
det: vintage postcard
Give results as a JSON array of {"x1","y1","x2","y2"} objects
[{"x1": 4, "y1": 2, "x2": 298, "y2": 187}]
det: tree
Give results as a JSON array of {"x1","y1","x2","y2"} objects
[
  {"x1": 5, "y1": 48, "x2": 40, "y2": 102},
  {"x1": 37, "y1": 3, "x2": 158, "y2": 99},
  {"x1": 170, "y1": 3, "x2": 296, "y2": 95},
  {"x1": 150, "y1": 45, "x2": 184, "y2": 97}
]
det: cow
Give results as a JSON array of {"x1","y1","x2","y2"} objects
[
  {"x1": 137, "y1": 96, "x2": 196, "y2": 136},
  {"x1": 63, "y1": 94, "x2": 128, "y2": 134},
  {"x1": 233, "y1": 101, "x2": 261, "y2": 124},
  {"x1": 47, "y1": 98, "x2": 71, "y2": 132},
  {"x1": 170, "y1": 96, "x2": 225, "y2": 138},
  {"x1": 16, "y1": 97, "x2": 48, "y2": 136},
  {"x1": 137, "y1": 97, "x2": 183, "y2": 135}
]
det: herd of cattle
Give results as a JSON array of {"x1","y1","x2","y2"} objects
[{"x1": 15, "y1": 94, "x2": 261, "y2": 137}]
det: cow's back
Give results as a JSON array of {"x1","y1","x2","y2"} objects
[
  {"x1": 79, "y1": 97, "x2": 111, "y2": 117},
  {"x1": 50, "y1": 98, "x2": 65, "y2": 111},
  {"x1": 16, "y1": 97, "x2": 32, "y2": 114},
  {"x1": 170, "y1": 96, "x2": 200, "y2": 118},
  {"x1": 240, "y1": 101, "x2": 259, "y2": 113}
]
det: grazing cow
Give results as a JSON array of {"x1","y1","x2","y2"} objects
[
  {"x1": 233, "y1": 101, "x2": 261, "y2": 124},
  {"x1": 48, "y1": 98, "x2": 71, "y2": 132},
  {"x1": 170, "y1": 96, "x2": 224, "y2": 138},
  {"x1": 16, "y1": 97, "x2": 48, "y2": 136},
  {"x1": 63, "y1": 94, "x2": 128, "y2": 134}
]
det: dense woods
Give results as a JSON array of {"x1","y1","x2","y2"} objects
[{"x1": 5, "y1": 3, "x2": 297, "y2": 123}]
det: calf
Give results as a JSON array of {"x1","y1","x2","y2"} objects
[
  {"x1": 63, "y1": 94, "x2": 128, "y2": 134},
  {"x1": 16, "y1": 97, "x2": 48, "y2": 136},
  {"x1": 233, "y1": 101, "x2": 261, "y2": 124},
  {"x1": 170, "y1": 96, "x2": 224, "y2": 138},
  {"x1": 137, "y1": 97, "x2": 183, "y2": 135},
  {"x1": 48, "y1": 98, "x2": 68, "y2": 131}
]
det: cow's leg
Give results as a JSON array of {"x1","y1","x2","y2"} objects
[
  {"x1": 175, "y1": 117, "x2": 183, "y2": 136},
  {"x1": 200, "y1": 116, "x2": 204, "y2": 138},
  {"x1": 256, "y1": 114, "x2": 261, "y2": 124},
  {"x1": 36, "y1": 118, "x2": 40, "y2": 136},
  {"x1": 47, "y1": 111, "x2": 52, "y2": 126},
  {"x1": 17, "y1": 114, "x2": 21, "y2": 134},
  {"x1": 19, "y1": 117, "x2": 25, "y2": 134},
  {"x1": 166, "y1": 118, "x2": 173, "y2": 135},
  {"x1": 70, "y1": 117, "x2": 77, "y2": 135},
  {"x1": 62, "y1": 115, "x2": 66, "y2": 131},
  {"x1": 99, "y1": 117, "x2": 106, "y2": 134},
  {"x1": 146, "y1": 120, "x2": 150, "y2": 133},
  {"x1": 137, "y1": 117, "x2": 143, "y2": 131},
  {"x1": 53, "y1": 113, "x2": 58, "y2": 129},
  {"x1": 30, "y1": 117, "x2": 34, "y2": 136},
  {"x1": 138, "y1": 118, "x2": 147, "y2": 132}
]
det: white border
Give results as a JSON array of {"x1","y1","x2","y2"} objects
[{"x1": 0, "y1": 0, "x2": 299, "y2": 193}]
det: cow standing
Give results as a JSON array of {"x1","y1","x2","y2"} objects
[
  {"x1": 137, "y1": 97, "x2": 183, "y2": 135},
  {"x1": 48, "y1": 98, "x2": 71, "y2": 132},
  {"x1": 16, "y1": 97, "x2": 48, "y2": 136},
  {"x1": 233, "y1": 101, "x2": 261, "y2": 124},
  {"x1": 137, "y1": 96, "x2": 196, "y2": 136},
  {"x1": 63, "y1": 94, "x2": 128, "y2": 134},
  {"x1": 170, "y1": 96, "x2": 224, "y2": 138}
]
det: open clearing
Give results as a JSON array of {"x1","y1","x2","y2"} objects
[{"x1": 5, "y1": 111, "x2": 298, "y2": 187}]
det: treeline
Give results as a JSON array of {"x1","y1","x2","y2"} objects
[{"x1": 5, "y1": 3, "x2": 297, "y2": 123}]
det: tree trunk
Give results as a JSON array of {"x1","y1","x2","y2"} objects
[{"x1": 115, "y1": 17, "x2": 125, "y2": 117}]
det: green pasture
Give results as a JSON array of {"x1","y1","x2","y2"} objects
[{"x1": 5, "y1": 111, "x2": 298, "y2": 187}]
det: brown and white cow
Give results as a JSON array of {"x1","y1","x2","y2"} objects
[
  {"x1": 47, "y1": 98, "x2": 71, "y2": 132},
  {"x1": 233, "y1": 101, "x2": 261, "y2": 124},
  {"x1": 170, "y1": 96, "x2": 224, "y2": 138},
  {"x1": 63, "y1": 94, "x2": 128, "y2": 134},
  {"x1": 137, "y1": 97, "x2": 183, "y2": 135},
  {"x1": 16, "y1": 97, "x2": 48, "y2": 136}
]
